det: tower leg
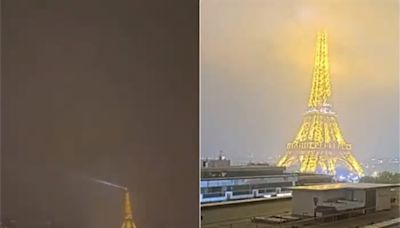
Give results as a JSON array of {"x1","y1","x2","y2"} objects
[
  {"x1": 277, "y1": 154, "x2": 289, "y2": 167},
  {"x1": 340, "y1": 152, "x2": 364, "y2": 176},
  {"x1": 318, "y1": 158, "x2": 328, "y2": 174},
  {"x1": 277, "y1": 153, "x2": 297, "y2": 168},
  {"x1": 299, "y1": 151, "x2": 318, "y2": 173},
  {"x1": 318, "y1": 153, "x2": 336, "y2": 175},
  {"x1": 325, "y1": 158, "x2": 336, "y2": 175}
]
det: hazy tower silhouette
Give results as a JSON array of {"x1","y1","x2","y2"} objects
[{"x1": 277, "y1": 31, "x2": 364, "y2": 176}]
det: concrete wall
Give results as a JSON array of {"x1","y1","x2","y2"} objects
[
  {"x1": 318, "y1": 190, "x2": 346, "y2": 201},
  {"x1": 201, "y1": 198, "x2": 291, "y2": 228},
  {"x1": 353, "y1": 189, "x2": 366, "y2": 203},
  {"x1": 292, "y1": 190, "x2": 347, "y2": 216},
  {"x1": 390, "y1": 188, "x2": 400, "y2": 206},
  {"x1": 376, "y1": 188, "x2": 391, "y2": 211},
  {"x1": 292, "y1": 191, "x2": 315, "y2": 216}
]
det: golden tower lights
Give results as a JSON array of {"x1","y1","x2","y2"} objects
[
  {"x1": 90, "y1": 178, "x2": 138, "y2": 227},
  {"x1": 277, "y1": 31, "x2": 364, "y2": 176},
  {"x1": 121, "y1": 188, "x2": 137, "y2": 228}
]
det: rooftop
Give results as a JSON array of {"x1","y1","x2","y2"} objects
[{"x1": 290, "y1": 183, "x2": 400, "y2": 191}]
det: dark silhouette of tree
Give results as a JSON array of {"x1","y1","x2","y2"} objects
[{"x1": 360, "y1": 171, "x2": 400, "y2": 184}]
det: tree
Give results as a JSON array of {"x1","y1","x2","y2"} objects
[{"x1": 360, "y1": 171, "x2": 400, "y2": 184}]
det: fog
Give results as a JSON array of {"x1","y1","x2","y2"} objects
[{"x1": 201, "y1": 0, "x2": 399, "y2": 163}]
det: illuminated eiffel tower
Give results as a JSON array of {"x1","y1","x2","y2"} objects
[
  {"x1": 277, "y1": 31, "x2": 364, "y2": 176},
  {"x1": 121, "y1": 189, "x2": 137, "y2": 228}
]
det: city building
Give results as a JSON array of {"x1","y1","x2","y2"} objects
[
  {"x1": 291, "y1": 183, "x2": 400, "y2": 217},
  {"x1": 201, "y1": 159, "x2": 333, "y2": 204},
  {"x1": 201, "y1": 154, "x2": 231, "y2": 168},
  {"x1": 202, "y1": 182, "x2": 400, "y2": 228}
]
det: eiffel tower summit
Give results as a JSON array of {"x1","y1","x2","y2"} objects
[
  {"x1": 277, "y1": 31, "x2": 364, "y2": 177},
  {"x1": 121, "y1": 189, "x2": 137, "y2": 228}
]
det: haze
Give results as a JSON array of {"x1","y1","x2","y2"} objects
[{"x1": 201, "y1": 0, "x2": 399, "y2": 163}]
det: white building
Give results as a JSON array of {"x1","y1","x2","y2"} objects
[{"x1": 290, "y1": 183, "x2": 400, "y2": 217}]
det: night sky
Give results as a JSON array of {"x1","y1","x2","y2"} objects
[{"x1": 2, "y1": 0, "x2": 199, "y2": 227}]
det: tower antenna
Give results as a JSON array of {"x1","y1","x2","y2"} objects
[{"x1": 121, "y1": 189, "x2": 137, "y2": 228}]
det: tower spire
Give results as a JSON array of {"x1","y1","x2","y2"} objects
[
  {"x1": 121, "y1": 189, "x2": 137, "y2": 228},
  {"x1": 308, "y1": 31, "x2": 331, "y2": 108}
]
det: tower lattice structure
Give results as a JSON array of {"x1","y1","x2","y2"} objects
[
  {"x1": 121, "y1": 189, "x2": 137, "y2": 228},
  {"x1": 277, "y1": 31, "x2": 364, "y2": 176}
]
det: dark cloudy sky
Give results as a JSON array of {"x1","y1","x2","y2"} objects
[
  {"x1": 2, "y1": 1, "x2": 198, "y2": 228},
  {"x1": 201, "y1": 0, "x2": 399, "y2": 163}
]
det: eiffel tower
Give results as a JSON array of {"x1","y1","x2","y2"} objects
[
  {"x1": 121, "y1": 189, "x2": 137, "y2": 228},
  {"x1": 277, "y1": 31, "x2": 364, "y2": 176}
]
